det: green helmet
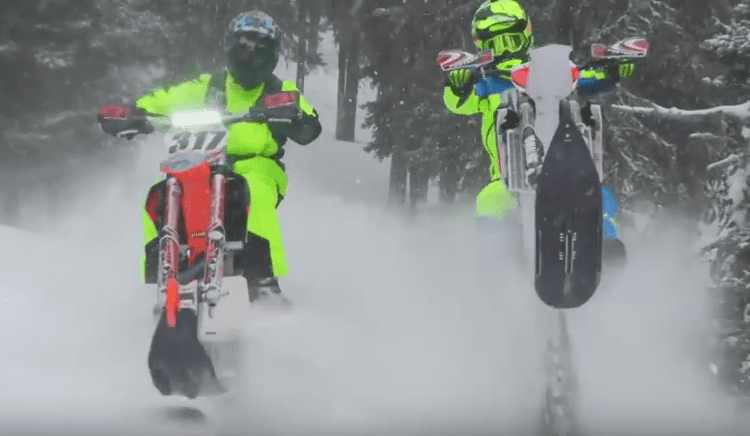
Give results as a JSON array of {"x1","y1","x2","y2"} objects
[{"x1": 472, "y1": 0, "x2": 534, "y2": 65}]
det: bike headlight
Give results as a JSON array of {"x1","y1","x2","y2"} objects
[{"x1": 171, "y1": 110, "x2": 222, "y2": 128}]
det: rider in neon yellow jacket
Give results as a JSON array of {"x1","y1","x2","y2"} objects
[
  {"x1": 98, "y1": 11, "x2": 322, "y2": 305},
  {"x1": 444, "y1": 0, "x2": 634, "y2": 235}
]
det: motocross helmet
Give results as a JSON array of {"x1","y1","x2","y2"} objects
[
  {"x1": 226, "y1": 11, "x2": 282, "y2": 89},
  {"x1": 472, "y1": 0, "x2": 534, "y2": 67}
]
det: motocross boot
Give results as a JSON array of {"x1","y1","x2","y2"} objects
[
  {"x1": 144, "y1": 238, "x2": 159, "y2": 284},
  {"x1": 249, "y1": 277, "x2": 291, "y2": 306},
  {"x1": 241, "y1": 232, "x2": 291, "y2": 306},
  {"x1": 602, "y1": 238, "x2": 627, "y2": 270}
]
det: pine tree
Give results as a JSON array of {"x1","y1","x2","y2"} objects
[
  {"x1": 694, "y1": 0, "x2": 750, "y2": 394},
  {"x1": 0, "y1": 0, "x2": 176, "y2": 161}
]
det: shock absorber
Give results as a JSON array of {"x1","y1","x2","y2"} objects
[
  {"x1": 203, "y1": 169, "x2": 228, "y2": 305},
  {"x1": 161, "y1": 175, "x2": 182, "y2": 328}
]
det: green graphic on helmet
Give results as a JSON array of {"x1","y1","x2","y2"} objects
[
  {"x1": 226, "y1": 11, "x2": 282, "y2": 89},
  {"x1": 472, "y1": 0, "x2": 534, "y2": 59}
]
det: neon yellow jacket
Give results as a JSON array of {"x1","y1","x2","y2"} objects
[{"x1": 135, "y1": 71, "x2": 321, "y2": 160}]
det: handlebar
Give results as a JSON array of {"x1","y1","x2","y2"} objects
[
  {"x1": 138, "y1": 107, "x2": 298, "y2": 134},
  {"x1": 467, "y1": 60, "x2": 620, "y2": 85},
  {"x1": 129, "y1": 90, "x2": 303, "y2": 135},
  {"x1": 439, "y1": 40, "x2": 646, "y2": 83}
]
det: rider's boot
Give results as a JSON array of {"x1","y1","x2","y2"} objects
[
  {"x1": 249, "y1": 277, "x2": 291, "y2": 306},
  {"x1": 581, "y1": 101, "x2": 597, "y2": 137},
  {"x1": 523, "y1": 126, "x2": 543, "y2": 187},
  {"x1": 240, "y1": 232, "x2": 291, "y2": 306},
  {"x1": 143, "y1": 238, "x2": 159, "y2": 284}
]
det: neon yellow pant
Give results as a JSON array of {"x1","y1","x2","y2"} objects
[
  {"x1": 475, "y1": 178, "x2": 518, "y2": 221},
  {"x1": 141, "y1": 156, "x2": 289, "y2": 281},
  {"x1": 234, "y1": 157, "x2": 289, "y2": 277}
]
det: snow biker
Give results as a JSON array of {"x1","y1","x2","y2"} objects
[
  {"x1": 443, "y1": 0, "x2": 635, "y2": 259},
  {"x1": 98, "y1": 11, "x2": 322, "y2": 305}
]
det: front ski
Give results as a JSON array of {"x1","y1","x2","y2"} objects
[
  {"x1": 148, "y1": 308, "x2": 225, "y2": 399},
  {"x1": 534, "y1": 101, "x2": 603, "y2": 309}
]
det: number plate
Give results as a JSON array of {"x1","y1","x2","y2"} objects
[{"x1": 165, "y1": 130, "x2": 228, "y2": 155}]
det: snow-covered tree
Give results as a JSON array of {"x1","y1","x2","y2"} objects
[{"x1": 693, "y1": 0, "x2": 750, "y2": 394}]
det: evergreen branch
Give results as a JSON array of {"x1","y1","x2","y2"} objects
[
  {"x1": 613, "y1": 101, "x2": 750, "y2": 120},
  {"x1": 708, "y1": 154, "x2": 742, "y2": 171}
]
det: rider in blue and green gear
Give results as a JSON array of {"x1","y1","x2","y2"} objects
[{"x1": 444, "y1": 0, "x2": 633, "y2": 258}]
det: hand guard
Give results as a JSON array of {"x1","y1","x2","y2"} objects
[{"x1": 97, "y1": 105, "x2": 153, "y2": 140}]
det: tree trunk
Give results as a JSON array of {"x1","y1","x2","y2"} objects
[
  {"x1": 336, "y1": 32, "x2": 348, "y2": 137},
  {"x1": 295, "y1": 0, "x2": 308, "y2": 92},
  {"x1": 408, "y1": 158, "x2": 430, "y2": 209},
  {"x1": 389, "y1": 148, "x2": 408, "y2": 208},
  {"x1": 342, "y1": 34, "x2": 359, "y2": 141},
  {"x1": 556, "y1": 0, "x2": 576, "y2": 49},
  {"x1": 335, "y1": 6, "x2": 360, "y2": 142},
  {"x1": 439, "y1": 157, "x2": 459, "y2": 204},
  {"x1": 307, "y1": 1, "x2": 321, "y2": 59}
]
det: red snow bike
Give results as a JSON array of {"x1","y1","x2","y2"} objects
[{"x1": 132, "y1": 91, "x2": 300, "y2": 399}]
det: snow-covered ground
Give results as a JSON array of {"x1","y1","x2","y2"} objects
[{"x1": 1, "y1": 36, "x2": 749, "y2": 436}]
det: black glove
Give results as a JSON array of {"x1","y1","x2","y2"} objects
[
  {"x1": 500, "y1": 109, "x2": 520, "y2": 131},
  {"x1": 97, "y1": 105, "x2": 153, "y2": 140},
  {"x1": 264, "y1": 91, "x2": 321, "y2": 146},
  {"x1": 269, "y1": 113, "x2": 321, "y2": 146},
  {"x1": 448, "y1": 69, "x2": 474, "y2": 96},
  {"x1": 265, "y1": 98, "x2": 301, "y2": 140}
]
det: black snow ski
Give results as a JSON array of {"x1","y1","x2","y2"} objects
[
  {"x1": 534, "y1": 100, "x2": 603, "y2": 309},
  {"x1": 148, "y1": 308, "x2": 225, "y2": 399}
]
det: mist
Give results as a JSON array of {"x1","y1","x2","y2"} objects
[{"x1": 1, "y1": 40, "x2": 747, "y2": 436}]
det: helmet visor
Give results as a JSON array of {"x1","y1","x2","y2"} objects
[{"x1": 230, "y1": 32, "x2": 275, "y2": 69}]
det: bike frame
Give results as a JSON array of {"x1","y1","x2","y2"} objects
[
  {"x1": 145, "y1": 99, "x2": 297, "y2": 329},
  {"x1": 158, "y1": 149, "x2": 228, "y2": 328}
]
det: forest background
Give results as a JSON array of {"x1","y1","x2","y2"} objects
[{"x1": 1, "y1": 0, "x2": 750, "y2": 396}]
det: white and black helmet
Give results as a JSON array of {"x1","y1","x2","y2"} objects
[{"x1": 225, "y1": 11, "x2": 282, "y2": 89}]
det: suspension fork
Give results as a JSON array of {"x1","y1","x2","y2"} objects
[
  {"x1": 204, "y1": 170, "x2": 227, "y2": 304},
  {"x1": 160, "y1": 175, "x2": 182, "y2": 328}
]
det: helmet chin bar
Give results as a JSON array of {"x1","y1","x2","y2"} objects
[
  {"x1": 227, "y1": 43, "x2": 278, "y2": 89},
  {"x1": 228, "y1": 63, "x2": 266, "y2": 89}
]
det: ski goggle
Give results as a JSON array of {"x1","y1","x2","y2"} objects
[
  {"x1": 230, "y1": 32, "x2": 275, "y2": 59},
  {"x1": 475, "y1": 32, "x2": 529, "y2": 56}
]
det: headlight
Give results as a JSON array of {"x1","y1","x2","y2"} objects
[{"x1": 171, "y1": 110, "x2": 222, "y2": 128}]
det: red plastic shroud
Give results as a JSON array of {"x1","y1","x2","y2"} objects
[
  {"x1": 162, "y1": 176, "x2": 182, "y2": 328},
  {"x1": 160, "y1": 159, "x2": 225, "y2": 327},
  {"x1": 164, "y1": 160, "x2": 213, "y2": 266},
  {"x1": 510, "y1": 65, "x2": 581, "y2": 90}
]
